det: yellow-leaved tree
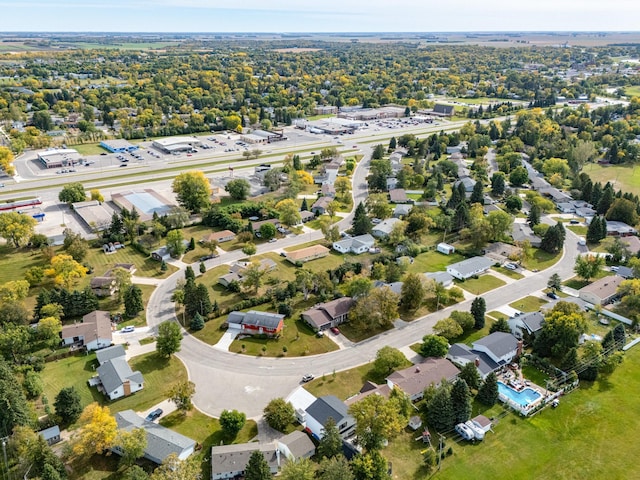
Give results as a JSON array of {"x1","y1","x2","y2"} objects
[
  {"x1": 44, "y1": 254, "x2": 88, "y2": 289},
  {"x1": 73, "y1": 403, "x2": 117, "y2": 456}
]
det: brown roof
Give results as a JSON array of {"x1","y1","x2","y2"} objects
[
  {"x1": 579, "y1": 275, "x2": 623, "y2": 301},
  {"x1": 251, "y1": 218, "x2": 279, "y2": 231},
  {"x1": 202, "y1": 230, "x2": 236, "y2": 243},
  {"x1": 61, "y1": 310, "x2": 112, "y2": 342},
  {"x1": 286, "y1": 245, "x2": 330, "y2": 262},
  {"x1": 302, "y1": 309, "x2": 333, "y2": 330},
  {"x1": 321, "y1": 297, "x2": 354, "y2": 318},
  {"x1": 345, "y1": 382, "x2": 392, "y2": 406},
  {"x1": 311, "y1": 196, "x2": 333, "y2": 210},
  {"x1": 90, "y1": 276, "x2": 115, "y2": 288},
  {"x1": 386, "y1": 358, "x2": 460, "y2": 396},
  {"x1": 389, "y1": 189, "x2": 408, "y2": 203}
]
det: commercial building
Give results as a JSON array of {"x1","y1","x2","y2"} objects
[
  {"x1": 72, "y1": 200, "x2": 115, "y2": 232},
  {"x1": 111, "y1": 189, "x2": 176, "y2": 222},
  {"x1": 99, "y1": 139, "x2": 139, "y2": 153},
  {"x1": 151, "y1": 136, "x2": 202, "y2": 154},
  {"x1": 37, "y1": 148, "x2": 82, "y2": 169},
  {"x1": 240, "y1": 129, "x2": 286, "y2": 144}
]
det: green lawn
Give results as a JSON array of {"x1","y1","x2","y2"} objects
[
  {"x1": 509, "y1": 295, "x2": 548, "y2": 312},
  {"x1": 160, "y1": 410, "x2": 258, "y2": 480},
  {"x1": 0, "y1": 245, "x2": 49, "y2": 283},
  {"x1": 340, "y1": 321, "x2": 394, "y2": 343},
  {"x1": 522, "y1": 249, "x2": 563, "y2": 271},
  {"x1": 625, "y1": 85, "x2": 640, "y2": 97},
  {"x1": 435, "y1": 346, "x2": 640, "y2": 480},
  {"x1": 456, "y1": 274, "x2": 505, "y2": 295},
  {"x1": 406, "y1": 250, "x2": 465, "y2": 274},
  {"x1": 567, "y1": 225, "x2": 588, "y2": 236},
  {"x1": 583, "y1": 162, "x2": 640, "y2": 195},
  {"x1": 84, "y1": 245, "x2": 177, "y2": 279},
  {"x1": 304, "y1": 363, "x2": 388, "y2": 400},
  {"x1": 41, "y1": 351, "x2": 188, "y2": 415},
  {"x1": 487, "y1": 311, "x2": 508, "y2": 321},
  {"x1": 493, "y1": 266, "x2": 525, "y2": 280},
  {"x1": 73, "y1": 143, "x2": 109, "y2": 156}
]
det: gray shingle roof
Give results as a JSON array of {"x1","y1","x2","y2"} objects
[
  {"x1": 97, "y1": 357, "x2": 143, "y2": 395},
  {"x1": 210, "y1": 443, "x2": 280, "y2": 476},
  {"x1": 306, "y1": 395, "x2": 351, "y2": 426},
  {"x1": 115, "y1": 410, "x2": 196, "y2": 464},
  {"x1": 473, "y1": 332, "x2": 518, "y2": 359},
  {"x1": 227, "y1": 310, "x2": 284, "y2": 329},
  {"x1": 447, "y1": 344, "x2": 499, "y2": 377},
  {"x1": 520, "y1": 312, "x2": 545, "y2": 333},
  {"x1": 96, "y1": 344, "x2": 126, "y2": 365},
  {"x1": 447, "y1": 256, "x2": 494, "y2": 277},
  {"x1": 278, "y1": 430, "x2": 315, "y2": 459}
]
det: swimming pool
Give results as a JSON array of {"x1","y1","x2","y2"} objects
[{"x1": 498, "y1": 381, "x2": 541, "y2": 407}]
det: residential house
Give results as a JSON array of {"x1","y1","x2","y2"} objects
[
  {"x1": 454, "y1": 176, "x2": 477, "y2": 193},
  {"x1": 201, "y1": 230, "x2": 236, "y2": 244},
  {"x1": 251, "y1": 218, "x2": 280, "y2": 233},
  {"x1": 556, "y1": 202, "x2": 575, "y2": 214},
  {"x1": 39, "y1": 426, "x2": 61, "y2": 446},
  {"x1": 300, "y1": 210, "x2": 316, "y2": 223},
  {"x1": 508, "y1": 311, "x2": 545, "y2": 342},
  {"x1": 218, "y1": 259, "x2": 277, "y2": 288},
  {"x1": 277, "y1": 431, "x2": 315, "y2": 461},
  {"x1": 332, "y1": 234, "x2": 375, "y2": 255},
  {"x1": 425, "y1": 271, "x2": 454, "y2": 287},
  {"x1": 95, "y1": 353, "x2": 144, "y2": 401},
  {"x1": 615, "y1": 266, "x2": 635, "y2": 279},
  {"x1": 373, "y1": 280, "x2": 403, "y2": 296},
  {"x1": 301, "y1": 297, "x2": 354, "y2": 331},
  {"x1": 389, "y1": 151, "x2": 404, "y2": 174},
  {"x1": 539, "y1": 187, "x2": 572, "y2": 204},
  {"x1": 226, "y1": 310, "x2": 285, "y2": 337},
  {"x1": 575, "y1": 207, "x2": 597, "y2": 220},
  {"x1": 446, "y1": 256, "x2": 494, "y2": 280},
  {"x1": 150, "y1": 246, "x2": 171, "y2": 262},
  {"x1": 437, "y1": 243, "x2": 455, "y2": 255},
  {"x1": 60, "y1": 310, "x2": 112, "y2": 351},
  {"x1": 114, "y1": 410, "x2": 196, "y2": 465},
  {"x1": 389, "y1": 188, "x2": 409, "y2": 204},
  {"x1": 210, "y1": 443, "x2": 281, "y2": 480},
  {"x1": 95, "y1": 344, "x2": 126, "y2": 365},
  {"x1": 483, "y1": 242, "x2": 522, "y2": 264},
  {"x1": 321, "y1": 184, "x2": 336, "y2": 198},
  {"x1": 448, "y1": 332, "x2": 521, "y2": 378},
  {"x1": 304, "y1": 395, "x2": 355, "y2": 440},
  {"x1": 285, "y1": 245, "x2": 330, "y2": 264},
  {"x1": 393, "y1": 204, "x2": 413, "y2": 218},
  {"x1": 511, "y1": 223, "x2": 542, "y2": 248},
  {"x1": 345, "y1": 381, "x2": 392, "y2": 406},
  {"x1": 386, "y1": 358, "x2": 460, "y2": 401},
  {"x1": 311, "y1": 196, "x2": 333, "y2": 215},
  {"x1": 372, "y1": 217, "x2": 402, "y2": 239},
  {"x1": 90, "y1": 276, "x2": 117, "y2": 297},
  {"x1": 578, "y1": 275, "x2": 624, "y2": 305},
  {"x1": 606, "y1": 221, "x2": 638, "y2": 237},
  {"x1": 386, "y1": 177, "x2": 399, "y2": 191}
]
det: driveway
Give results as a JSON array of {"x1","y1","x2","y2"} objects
[{"x1": 213, "y1": 329, "x2": 239, "y2": 351}]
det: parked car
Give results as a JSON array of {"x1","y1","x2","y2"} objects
[
  {"x1": 145, "y1": 408, "x2": 163, "y2": 422},
  {"x1": 119, "y1": 164, "x2": 128, "y2": 167},
  {"x1": 504, "y1": 263, "x2": 518, "y2": 270},
  {"x1": 302, "y1": 374, "x2": 315, "y2": 383},
  {"x1": 121, "y1": 326, "x2": 135, "y2": 333},
  {"x1": 198, "y1": 254, "x2": 218, "y2": 262},
  {"x1": 268, "y1": 238, "x2": 277, "y2": 243},
  {"x1": 546, "y1": 292, "x2": 559, "y2": 300},
  {"x1": 330, "y1": 327, "x2": 340, "y2": 335}
]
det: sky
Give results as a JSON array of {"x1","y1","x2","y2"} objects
[{"x1": 1, "y1": 0, "x2": 640, "y2": 33}]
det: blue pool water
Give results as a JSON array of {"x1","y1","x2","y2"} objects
[{"x1": 498, "y1": 381, "x2": 541, "y2": 407}]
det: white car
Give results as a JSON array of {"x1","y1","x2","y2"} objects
[
  {"x1": 504, "y1": 263, "x2": 518, "y2": 270},
  {"x1": 121, "y1": 326, "x2": 135, "y2": 333}
]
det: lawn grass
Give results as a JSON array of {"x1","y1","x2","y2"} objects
[
  {"x1": 456, "y1": 274, "x2": 505, "y2": 295},
  {"x1": 304, "y1": 363, "x2": 378, "y2": 400},
  {"x1": 492, "y1": 266, "x2": 525, "y2": 280},
  {"x1": 340, "y1": 321, "x2": 394, "y2": 343},
  {"x1": 508, "y1": 295, "x2": 548, "y2": 312},
  {"x1": 487, "y1": 310, "x2": 508, "y2": 321},
  {"x1": 567, "y1": 225, "x2": 588, "y2": 236},
  {"x1": 84, "y1": 245, "x2": 177, "y2": 279},
  {"x1": 406, "y1": 250, "x2": 465, "y2": 274},
  {"x1": 41, "y1": 351, "x2": 188, "y2": 415},
  {"x1": 626, "y1": 85, "x2": 640, "y2": 97},
  {"x1": 435, "y1": 346, "x2": 640, "y2": 480},
  {"x1": 522, "y1": 248, "x2": 562, "y2": 271},
  {"x1": 160, "y1": 409, "x2": 258, "y2": 480},
  {"x1": 73, "y1": 143, "x2": 108, "y2": 156},
  {"x1": 583, "y1": 162, "x2": 640, "y2": 195},
  {"x1": 0, "y1": 245, "x2": 49, "y2": 282}
]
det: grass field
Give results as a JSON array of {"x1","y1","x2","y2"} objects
[
  {"x1": 456, "y1": 274, "x2": 505, "y2": 295},
  {"x1": 522, "y1": 249, "x2": 563, "y2": 271},
  {"x1": 84, "y1": 245, "x2": 177, "y2": 279},
  {"x1": 0, "y1": 245, "x2": 48, "y2": 282},
  {"x1": 625, "y1": 85, "x2": 640, "y2": 97},
  {"x1": 41, "y1": 351, "x2": 188, "y2": 416},
  {"x1": 73, "y1": 143, "x2": 108, "y2": 156},
  {"x1": 407, "y1": 250, "x2": 464, "y2": 274},
  {"x1": 492, "y1": 266, "x2": 525, "y2": 280},
  {"x1": 487, "y1": 310, "x2": 508, "y2": 321},
  {"x1": 583, "y1": 162, "x2": 640, "y2": 195},
  {"x1": 509, "y1": 295, "x2": 548, "y2": 312},
  {"x1": 436, "y1": 346, "x2": 640, "y2": 480}
]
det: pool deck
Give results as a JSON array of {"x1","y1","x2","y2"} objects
[{"x1": 498, "y1": 366, "x2": 549, "y2": 414}]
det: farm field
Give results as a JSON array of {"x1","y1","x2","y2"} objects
[{"x1": 583, "y1": 163, "x2": 640, "y2": 195}]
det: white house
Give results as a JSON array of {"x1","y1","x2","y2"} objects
[
  {"x1": 446, "y1": 256, "x2": 494, "y2": 280},
  {"x1": 94, "y1": 351, "x2": 144, "y2": 401},
  {"x1": 437, "y1": 243, "x2": 455, "y2": 255},
  {"x1": 304, "y1": 395, "x2": 355, "y2": 440},
  {"x1": 60, "y1": 310, "x2": 112, "y2": 351},
  {"x1": 277, "y1": 431, "x2": 316, "y2": 461},
  {"x1": 372, "y1": 218, "x2": 402, "y2": 239},
  {"x1": 448, "y1": 332, "x2": 520, "y2": 378},
  {"x1": 333, "y1": 234, "x2": 375, "y2": 254},
  {"x1": 114, "y1": 410, "x2": 196, "y2": 465}
]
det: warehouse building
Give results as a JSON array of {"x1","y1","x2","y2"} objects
[
  {"x1": 100, "y1": 139, "x2": 139, "y2": 153},
  {"x1": 151, "y1": 137, "x2": 203, "y2": 154},
  {"x1": 37, "y1": 148, "x2": 82, "y2": 169}
]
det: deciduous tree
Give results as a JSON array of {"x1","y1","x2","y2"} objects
[
  {"x1": 156, "y1": 321, "x2": 182, "y2": 358},
  {"x1": 263, "y1": 398, "x2": 295, "y2": 432},
  {"x1": 225, "y1": 178, "x2": 251, "y2": 200},
  {"x1": 172, "y1": 170, "x2": 211, "y2": 213},
  {"x1": 0, "y1": 212, "x2": 37, "y2": 247},
  {"x1": 116, "y1": 427, "x2": 147, "y2": 467},
  {"x1": 73, "y1": 403, "x2": 117, "y2": 456},
  {"x1": 419, "y1": 334, "x2": 449, "y2": 358},
  {"x1": 167, "y1": 381, "x2": 195, "y2": 413},
  {"x1": 58, "y1": 182, "x2": 86, "y2": 203},
  {"x1": 44, "y1": 254, "x2": 87, "y2": 289},
  {"x1": 219, "y1": 409, "x2": 246, "y2": 438}
]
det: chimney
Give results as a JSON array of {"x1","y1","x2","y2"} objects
[
  {"x1": 415, "y1": 367, "x2": 420, "y2": 373},
  {"x1": 474, "y1": 358, "x2": 480, "y2": 367},
  {"x1": 516, "y1": 340, "x2": 524, "y2": 357}
]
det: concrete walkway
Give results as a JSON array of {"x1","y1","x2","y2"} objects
[
  {"x1": 131, "y1": 275, "x2": 163, "y2": 286},
  {"x1": 213, "y1": 330, "x2": 239, "y2": 351},
  {"x1": 327, "y1": 331, "x2": 355, "y2": 350}
]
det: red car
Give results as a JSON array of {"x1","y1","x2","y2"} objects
[{"x1": 330, "y1": 327, "x2": 340, "y2": 335}]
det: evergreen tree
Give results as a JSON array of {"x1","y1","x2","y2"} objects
[
  {"x1": 190, "y1": 312, "x2": 205, "y2": 331},
  {"x1": 613, "y1": 323, "x2": 626, "y2": 350},
  {"x1": 450, "y1": 379, "x2": 472, "y2": 424},
  {"x1": 597, "y1": 185, "x2": 614, "y2": 215},
  {"x1": 471, "y1": 297, "x2": 486, "y2": 329},
  {"x1": 426, "y1": 384, "x2": 453, "y2": 432},
  {"x1": 491, "y1": 173, "x2": 506, "y2": 196},
  {"x1": 123, "y1": 285, "x2": 144, "y2": 318},
  {"x1": 561, "y1": 348, "x2": 578, "y2": 371},
  {"x1": 0, "y1": 358, "x2": 31, "y2": 434},
  {"x1": 541, "y1": 223, "x2": 565, "y2": 253},
  {"x1": 184, "y1": 266, "x2": 195, "y2": 281},
  {"x1": 470, "y1": 181, "x2": 484, "y2": 204},
  {"x1": 599, "y1": 216, "x2": 608, "y2": 240},
  {"x1": 194, "y1": 283, "x2": 212, "y2": 317},
  {"x1": 292, "y1": 154, "x2": 302, "y2": 170},
  {"x1": 352, "y1": 202, "x2": 372, "y2": 235},
  {"x1": 54, "y1": 386, "x2": 82, "y2": 425},
  {"x1": 602, "y1": 330, "x2": 615, "y2": 355},
  {"x1": 586, "y1": 216, "x2": 602, "y2": 244},
  {"x1": 477, "y1": 372, "x2": 499, "y2": 406},
  {"x1": 458, "y1": 362, "x2": 481, "y2": 390},
  {"x1": 527, "y1": 203, "x2": 541, "y2": 227},
  {"x1": 301, "y1": 197, "x2": 309, "y2": 212},
  {"x1": 453, "y1": 202, "x2": 470, "y2": 231},
  {"x1": 590, "y1": 182, "x2": 603, "y2": 207},
  {"x1": 388, "y1": 136, "x2": 397, "y2": 151},
  {"x1": 317, "y1": 418, "x2": 343, "y2": 459},
  {"x1": 199, "y1": 261, "x2": 206, "y2": 274},
  {"x1": 244, "y1": 450, "x2": 273, "y2": 480},
  {"x1": 490, "y1": 318, "x2": 511, "y2": 334}
]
